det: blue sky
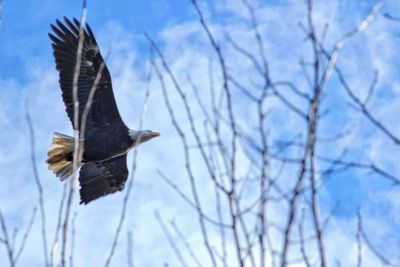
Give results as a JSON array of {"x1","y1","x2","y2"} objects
[
  {"x1": 0, "y1": 0, "x2": 193, "y2": 79},
  {"x1": 1, "y1": 0, "x2": 400, "y2": 266}
]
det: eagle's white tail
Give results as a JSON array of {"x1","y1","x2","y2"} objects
[{"x1": 46, "y1": 132, "x2": 74, "y2": 181}]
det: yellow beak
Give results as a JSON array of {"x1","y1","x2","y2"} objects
[{"x1": 151, "y1": 131, "x2": 161, "y2": 137}]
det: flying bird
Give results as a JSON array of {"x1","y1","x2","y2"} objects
[{"x1": 46, "y1": 17, "x2": 160, "y2": 204}]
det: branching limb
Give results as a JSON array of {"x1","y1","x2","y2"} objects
[
  {"x1": 127, "y1": 231, "x2": 134, "y2": 267},
  {"x1": 50, "y1": 183, "x2": 67, "y2": 267},
  {"x1": 155, "y1": 212, "x2": 189, "y2": 267},
  {"x1": 14, "y1": 207, "x2": 37, "y2": 264},
  {"x1": 334, "y1": 66, "x2": 400, "y2": 145},
  {"x1": 170, "y1": 220, "x2": 203, "y2": 267},
  {"x1": 25, "y1": 101, "x2": 49, "y2": 267},
  {"x1": 190, "y1": 2, "x2": 243, "y2": 265},
  {"x1": 61, "y1": 1, "x2": 87, "y2": 266},
  {"x1": 69, "y1": 212, "x2": 77, "y2": 267},
  {"x1": 358, "y1": 210, "x2": 400, "y2": 267},
  {"x1": 0, "y1": 208, "x2": 36, "y2": 267},
  {"x1": 0, "y1": 209, "x2": 15, "y2": 267},
  {"x1": 150, "y1": 50, "x2": 218, "y2": 267},
  {"x1": 384, "y1": 13, "x2": 400, "y2": 23},
  {"x1": 104, "y1": 50, "x2": 152, "y2": 267},
  {"x1": 298, "y1": 209, "x2": 312, "y2": 267},
  {"x1": 318, "y1": 1, "x2": 383, "y2": 90},
  {"x1": 356, "y1": 209, "x2": 362, "y2": 267}
]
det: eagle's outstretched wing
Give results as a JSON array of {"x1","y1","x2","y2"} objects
[
  {"x1": 49, "y1": 17, "x2": 124, "y2": 129},
  {"x1": 79, "y1": 154, "x2": 128, "y2": 204}
]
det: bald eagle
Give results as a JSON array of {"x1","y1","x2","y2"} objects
[{"x1": 46, "y1": 17, "x2": 159, "y2": 204}]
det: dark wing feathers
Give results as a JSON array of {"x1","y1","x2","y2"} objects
[
  {"x1": 49, "y1": 17, "x2": 124, "y2": 129},
  {"x1": 50, "y1": 18, "x2": 130, "y2": 205},
  {"x1": 79, "y1": 154, "x2": 128, "y2": 204}
]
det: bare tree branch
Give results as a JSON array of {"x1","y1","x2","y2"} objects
[
  {"x1": 358, "y1": 210, "x2": 400, "y2": 267},
  {"x1": 104, "y1": 50, "x2": 152, "y2": 267},
  {"x1": 190, "y1": 2, "x2": 243, "y2": 265},
  {"x1": 384, "y1": 13, "x2": 400, "y2": 23},
  {"x1": 170, "y1": 220, "x2": 203, "y2": 267},
  {"x1": 356, "y1": 208, "x2": 362, "y2": 267},
  {"x1": 298, "y1": 209, "x2": 312, "y2": 267},
  {"x1": 155, "y1": 212, "x2": 189, "y2": 267},
  {"x1": 150, "y1": 51, "x2": 218, "y2": 267},
  {"x1": 14, "y1": 207, "x2": 37, "y2": 264},
  {"x1": 127, "y1": 231, "x2": 134, "y2": 267},
  {"x1": 334, "y1": 66, "x2": 400, "y2": 145},
  {"x1": 157, "y1": 170, "x2": 230, "y2": 228},
  {"x1": 318, "y1": 1, "x2": 383, "y2": 90},
  {"x1": 69, "y1": 212, "x2": 77, "y2": 267},
  {"x1": 0, "y1": 209, "x2": 15, "y2": 267},
  {"x1": 280, "y1": 2, "x2": 382, "y2": 267},
  {"x1": 50, "y1": 183, "x2": 67, "y2": 267},
  {"x1": 61, "y1": 1, "x2": 87, "y2": 266},
  {"x1": 25, "y1": 101, "x2": 49, "y2": 267}
]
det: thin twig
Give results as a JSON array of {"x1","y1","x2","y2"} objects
[
  {"x1": 334, "y1": 66, "x2": 400, "y2": 145},
  {"x1": 25, "y1": 101, "x2": 49, "y2": 267},
  {"x1": 190, "y1": 2, "x2": 243, "y2": 265},
  {"x1": 0, "y1": 210, "x2": 14, "y2": 267},
  {"x1": 384, "y1": 13, "x2": 400, "y2": 23},
  {"x1": 104, "y1": 52, "x2": 152, "y2": 267},
  {"x1": 155, "y1": 212, "x2": 189, "y2": 267},
  {"x1": 50, "y1": 183, "x2": 67, "y2": 267},
  {"x1": 359, "y1": 210, "x2": 400, "y2": 267},
  {"x1": 127, "y1": 231, "x2": 134, "y2": 267},
  {"x1": 170, "y1": 220, "x2": 203, "y2": 267},
  {"x1": 157, "y1": 170, "x2": 229, "y2": 228},
  {"x1": 14, "y1": 207, "x2": 37, "y2": 264},
  {"x1": 356, "y1": 208, "x2": 362, "y2": 267},
  {"x1": 318, "y1": 1, "x2": 383, "y2": 90},
  {"x1": 69, "y1": 213, "x2": 77, "y2": 267},
  {"x1": 151, "y1": 47, "x2": 218, "y2": 267},
  {"x1": 61, "y1": 1, "x2": 87, "y2": 266},
  {"x1": 298, "y1": 209, "x2": 312, "y2": 267}
]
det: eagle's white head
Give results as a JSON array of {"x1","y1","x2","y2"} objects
[{"x1": 129, "y1": 129, "x2": 160, "y2": 146}]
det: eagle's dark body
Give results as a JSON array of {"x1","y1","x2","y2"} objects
[
  {"x1": 47, "y1": 17, "x2": 158, "y2": 204},
  {"x1": 82, "y1": 125, "x2": 134, "y2": 162}
]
